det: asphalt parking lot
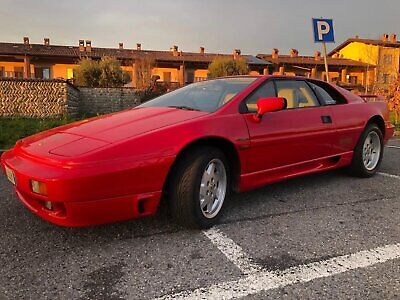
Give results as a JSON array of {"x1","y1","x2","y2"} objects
[{"x1": 0, "y1": 140, "x2": 399, "y2": 300}]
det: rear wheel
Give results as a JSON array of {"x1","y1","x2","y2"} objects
[
  {"x1": 168, "y1": 147, "x2": 229, "y2": 229},
  {"x1": 347, "y1": 124, "x2": 383, "y2": 177}
]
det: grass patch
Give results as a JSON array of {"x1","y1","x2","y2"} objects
[
  {"x1": 390, "y1": 112, "x2": 399, "y2": 131},
  {"x1": 0, "y1": 117, "x2": 81, "y2": 149}
]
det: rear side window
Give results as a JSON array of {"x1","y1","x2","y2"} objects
[
  {"x1": 307, "y1": 81, "x2": 347, "y2": 105},
  {"x1": 275, "y1": 80, "x2": 320, "y2": 109}
]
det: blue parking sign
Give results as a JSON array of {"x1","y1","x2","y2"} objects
[{"x1": 312, "y1": 18, "x2": 334, "y2": 43}]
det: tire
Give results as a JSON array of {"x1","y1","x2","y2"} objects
[
  {"x1": 347, "y1": 124, "x2": 384, "y2": 177},
  {"x1": 168, "y1": 146, "x2": 230, "y2": 229}
]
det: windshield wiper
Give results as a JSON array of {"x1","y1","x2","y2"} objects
[{"x1": 167, "y1": 105, "x2": 200, "y2": 111}]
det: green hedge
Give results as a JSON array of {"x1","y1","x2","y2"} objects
[{"x1": 0, "y1": 117, "x2": 80, "y2": 150}]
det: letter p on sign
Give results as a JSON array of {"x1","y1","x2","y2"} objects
[{"x1": 312, "y1": 18, "x2": 334, "y2": 43}]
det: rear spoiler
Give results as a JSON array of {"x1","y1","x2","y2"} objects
[{"x1": 359, "y1": 95, "x2": 386, "y2": 102}]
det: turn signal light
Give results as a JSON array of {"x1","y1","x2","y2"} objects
[{"x1": 31, "y1": 180, "x2": 48, "y2": 196}]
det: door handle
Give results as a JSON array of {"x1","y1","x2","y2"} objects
[{"x1": 321, "y1": 115, "x2": 332, "y2": 124}]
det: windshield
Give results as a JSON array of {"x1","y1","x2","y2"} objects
[{"x1": 139, "y1": 77, "x2": 257, "y2": 112}]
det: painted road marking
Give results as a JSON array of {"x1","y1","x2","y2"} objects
[
  {"x1": 159, "y1": 242, "x2": 400, "y2": 300},
  {"x1": 202, "y1": 227, "x2": 261, "y2": 275},
  {"x1": 388, "y1": 145, "x2": 400, "y2": 149},
  {"x1": 378, "y1": 172, "x2": 400, "y2": 180}
]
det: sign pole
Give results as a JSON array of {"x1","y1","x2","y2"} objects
[
  {"x1": 322, "y1": 42, "x2": 330, "y2": 83},
  {"x1": 312, "y1": 18, "x2": 334, "y2": 83}
]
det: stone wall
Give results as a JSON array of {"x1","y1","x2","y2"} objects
[
  {"x1": 79, "y1": 87, "x2": 143, "y2": 115},
  {"x1": 0, "y1": 79, "x2": 147, "y2": 118},
  {"x1": 0, "y1": 78, "x2": 79, "y2": 118}
]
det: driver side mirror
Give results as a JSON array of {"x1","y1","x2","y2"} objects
[{"x1": 254, "y1": 97, "x2": 287, "y2": 122}]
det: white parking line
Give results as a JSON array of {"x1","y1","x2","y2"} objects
[
  {"x1": 378, "y1": 172, "x2": 400, "y2": 180},
  {"x1": 159, "y1": 242, "x2": 400, "y2": 300},
  {"x1": 202, "y1": 227, "x2": 261, "y2": 275},
  {"x1": 388, "y1": 145, "x2": 400, "y2": 149}
]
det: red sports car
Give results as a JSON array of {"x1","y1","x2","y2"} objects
[{"x1": 1, "y1": 76, "x2": 395, "y2": 228}]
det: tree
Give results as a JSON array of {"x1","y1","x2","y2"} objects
[
  {"x1": 134, "y1": 56, "x2": 155, "y2": 89},
  {"x1": 74, "y1": 57, "x2": 131, "y2": 87},
  {"x1": 208, "y1": 57, "x2": 249, "y2": 78},
  {"x1": 386, "y1": 78, "x2": 400, "y2": 124}
]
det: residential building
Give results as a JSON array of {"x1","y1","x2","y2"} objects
[
  {"x1": 328, "y1": 34, "x2": 400, "y2": 91},
  {"x1": 257, "y1": 48, "x2": 372, "y2": 91},
  {"x1": 0, "y1": 37, "x2": 270, "y2": 87}
]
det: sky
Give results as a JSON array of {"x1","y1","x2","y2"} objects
[{"x1": 1, "y1": 0, "x2": 399, "y2": 56}]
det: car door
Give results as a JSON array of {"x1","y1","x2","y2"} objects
[
  {"x1": 243, "y1": 79, "x2": 336, "y2": 174},
  {"x1": 307, "y1": 80, "x2": 364, "y2": 155}
]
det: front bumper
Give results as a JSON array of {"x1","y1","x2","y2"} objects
[
  {"x1": 1, "y1": 149, "x2": 173, "y2": 227},
  {"x1": 14, "y1": 188, "x2": 161, "y2": 227}
]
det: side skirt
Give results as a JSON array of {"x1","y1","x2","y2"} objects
[{"x1": 238, "y1": 151, "x2": 353, "y2": 192}]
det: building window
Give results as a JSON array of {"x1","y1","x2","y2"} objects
[
  {"x1": 163, "y1": 72, "x2": 172, "y2": 84},
  {"x1": 186, "y1": 71, "x2": 195, "y2": 84},
  {"x1": 0, "y1": 66, "x2": 4, "y2": 78},
  {"x1": 67, "y1": 68, "x2": 74, "y2": 79},
  {"x1": 34, "y1": 67, "x2": 51, "y2": 79},
  {"x1": 383, "y1": 54, "x2": 393, "y2": 65},
  {"x1": 349, "y1": 76, "x2": 358, "y2": 85},
  {"x1": 14, "y1": 67, "x2": 24, "y2": 78},
  {"x1": 382, "y1": 74, "x2": 391, "y2": 84},
  {"x1": 43, "y1": 68, "x2": 50, "y2": 79}
]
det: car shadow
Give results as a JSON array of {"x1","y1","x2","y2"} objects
[{"x1": 0, "y1": 169, "x2": 349, "y2": 247}]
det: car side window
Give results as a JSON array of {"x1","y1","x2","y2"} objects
[
  {"x1": 245, "y1": 81, "x2": 276, "y2": 112},
  {"x1": 275, "y1": 80, "x2": 320, "y2": 109},
  {"x1": 307, "y1": 82, "x2": 337, "y2": 105}
]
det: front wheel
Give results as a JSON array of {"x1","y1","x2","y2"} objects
[
  {"x1": 168, "y1": 147, "x2": 229, "y2": 229},
  {"x1": 347, "y1": 124, "x2": 384, "y2": 177}
]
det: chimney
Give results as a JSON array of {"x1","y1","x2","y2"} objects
[
  {"x1": 118, "y1": 42, "x2": 124, "y2": 50},
  {"x1": 200, "y1": 47, "x2": 205, "y2": 54},
  {"x1": 314, "y1": 51, "x2": 321, "y2": 60},
  {"x1": 136, "y1": 43, "x2": 142, "y2": 51},
  {"x1": 289, "y1": 49, "x2": 299, "y2": 57},
  {"x1": 271, "y1": 48, "x2": 279, "y2": 59},
  {"x1": 390, "y1": 33, "x2": 397, "y2": 43},
  {"x1": 79, "y1": 40, "x2": 85, "y2": 52},
  {"x1": 85, "y1": 40, "x2": 92, "y2": 52},
  {"x1": 382, "y1": 34, "x2": 389, "y2": 42},
  {"x1": 233, "y1": 49, "x2": 241, "y2": 60},
  {"x1": 44, "y1": 38, "x2": 50, "y2": 46},
  {"x1": 23, "y1": 37, "x2": 29, "y2": 45},
  {"x1": 171, "y1": 45, "x2": 179, "y2": 56}
]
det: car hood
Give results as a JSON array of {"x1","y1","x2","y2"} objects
[{"x1": 17, "y1": 107, "x2": 208, "y2": 159}]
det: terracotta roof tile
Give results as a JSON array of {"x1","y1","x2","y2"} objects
[
  {"x1": 257, "y1": 54, "x2": 372, "y2": 67},
  {"x1": 328, "y1": 38, "x2": 400, "y2": 56},
  {"x1": 0, "y1": 42, "x2": 270, "y2": 66}
]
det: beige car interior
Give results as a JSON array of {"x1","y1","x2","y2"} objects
[
  {"x1": 222, "y1": 93, "x2": 236, "y2": 104},
  {"x1": 245, "y1": 81, "x2": 320, "y2": 112},
  {"x1": 277, "y1": 87, "x2": 318, "y2": 109}
]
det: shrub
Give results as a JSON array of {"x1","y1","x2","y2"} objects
[
  {"x1": 74, "y1": 59, "x2": 101, "y2": 87},
  {"x1": 376, "y1": 78, "x2": 400, "y2": 125},
  {"x1": 74, "y1": 57, "x2": 131, "y2": 87},
  {"x1": 208, "y1": 57, "x2": 249, "y2": 78}
]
